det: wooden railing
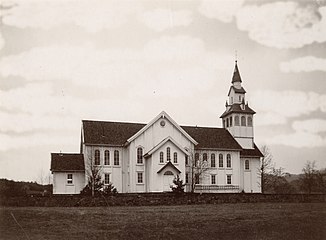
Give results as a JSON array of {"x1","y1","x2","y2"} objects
[{"x1": 194, "y1": 185, "x2": 240, "y2": 192}]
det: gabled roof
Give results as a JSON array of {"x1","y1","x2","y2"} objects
[
  {"x1": 240, "y1": 144, "x2": 264, "y2": 158},
  {"x1": 144, "y1": 137, "x2": 189, "y2": 158},
  {"x1": 232, "y1": 61, "x2": 242, "y2": 83},
  {"x1": 127, "y1": 111, "x2": 198, "y2": 145},
  {"x1": 227, "y1": 86, "x2": 246, "y2": 96},
  {"x1": 157, "y1": 161, "x2": 181, "y2": 174},
  {"x1": 181, "y1": 126, "x2": 242, "y2": 150},
  {"x1": 51, "y1": 153, "x2": 85, "y2": 172},
  {"x1": 220, "y1": 103, "x2": 256, "y2": 118},
  {"x1": 82, "y1": 120, "x2": 145, "y2": 145}
]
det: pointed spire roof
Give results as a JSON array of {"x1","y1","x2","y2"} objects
[{"x1": 232, "y1": 60, "x2": 242, "y2": 83}]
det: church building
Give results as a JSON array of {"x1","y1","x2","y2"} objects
[{"x1": 50, "y1": 61, "x2": 263, "y2": 194}]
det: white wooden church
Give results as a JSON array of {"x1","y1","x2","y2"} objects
[{"x1": 51, "y1": 61, "x2": 263, "y2": 194}]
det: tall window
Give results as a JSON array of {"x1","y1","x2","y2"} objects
[
  {"x1": 235, "y1": 115, "x2": 240, "y2": 126},
  {"x1": 219, "y1": 154, "x2": 223, "y2": 168},
  {"x1": 203, "y1": 153, "x2": 207, "y2": 162},
  {"x1": 229, "y1": 117, "x2": 233, "y2": 127},
  {"x1": 185, "y1": 155, "x2": 189, "y2": 165},
  {"x1": 104, "y1": 173, "x2": 110, "y2": 184},
  {"x1": 195, "y1": 173, "x2": 199, "y2": 184},
  {"x1": 241, "y1": 116, "x2": 246, "y2": 126},
  {"x1": 137, "y1": 172, "x2": 143, "y2": 184},
  {"x1": 160, "y1": 151, "x2": 164, "y2": 163},
  {"x1": 245, "y1": 160, "x2": 250, "y2": 170},
  {"x1": 227, "y1": 154, "x2": 231, "y2": 168},
  {"x1": 114, "y1": 150, "x2": 119, "y2": 165},
  {"x1": 223, "y1": 120, "x2": 226, "y2": 128},
  {"x1": 104, "y1": 150, "x2": 110, "y2": 165},
  {"x1": 167, "y1": 147, "x2": 171, "y2": 161},
  {"x1": 247, "y1": 116, "x2": 253, "y2": 126},
  {"x1": 239, "y1": 95, "x2": 241, "y2": 101},
  {"x1": 137, "y1": 147, "x2": 143, "y2": 164},
  {"x1": 94, "y1": 150, "x2": 100, "y2": 165},
  {"x1": 226, "y1": 118, "x2": 229, "y2": 127},
  {"x1": 185, "y1": 173, "x2": 189, "y2": 184},
  {"x1": 227, "y1": 175, "x2": 232, "y2": 185},
  {"x1": 211, "y1": 175, "x2": 216, "y2": 185},
  {"x1": 173, "y1": 152, "x2": 178, "y2": 163},
  {"x1": 211, "y1": 154, "x2": 216, "y2": 167},
  {"x1": 195, "y1": 153, "x2": 199, "y2": 166},
  {"x1": 67, "y1": 174, "x2": 73, "y2": 184}
]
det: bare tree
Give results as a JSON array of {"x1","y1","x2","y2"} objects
[
  {"x1": 259, "y1": 145, "x2": 274, "y2": 193},
  {"x1": 188, "y1": 149, "x2": 210, "y2": 193},
  {"x1": 301, "y1": 160, "x2": 317, "y2": 194},
  {"x1": 82, "y1": 154, "x2": 104, "y2": 197}
]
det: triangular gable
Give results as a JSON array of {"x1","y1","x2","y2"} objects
[
  {"x1": 143, "y1": 136, "x2": 189, "y2": 158},
  {"x1": 127, "y1": 111, "x2": 198, "y2": 145},
  {"x1": 157, "y1": 161, "x2": 181, "y2": 174}
]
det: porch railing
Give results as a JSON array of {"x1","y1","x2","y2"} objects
[{"x1": 194, "y1": 184, "x2": 240, "y2": 192}]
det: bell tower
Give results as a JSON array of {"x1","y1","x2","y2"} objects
[{"x1": 220, "y1": 61, "x2": 256, "y2": 149}]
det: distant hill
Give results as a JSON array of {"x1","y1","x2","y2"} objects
[{"x1": 0, "y1": 178, "x2": 52, "y2": 197}]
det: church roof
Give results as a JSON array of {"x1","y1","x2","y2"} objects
[
  {"x1": 181, "y1": 126, "x2": 242, "y2": 150},
  {"x1": 220, "y1": 103, "x2": 256, "y2": 118},
  {"x1": 232, "y1": 61, "x2": 242, "y2": 83},
  {"x1": 51, "y1": 153, "x2": 85, "y2": 172},
  {"x1": 82, "y1": 120, "x2": 242, "y2": 150},
  {"x1": 157, "y1": 161, "x2": 181, "y2": 174},
  {"x1": 240, "y1": 144, "x2": 264, "y2": 158},
  {"x1": 227, "y1": 86, "x2": 246, "y2": 96}
]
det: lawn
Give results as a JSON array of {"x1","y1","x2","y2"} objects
[{"x1": 0, "y1": 203, "x2": 325, "y2": 240}]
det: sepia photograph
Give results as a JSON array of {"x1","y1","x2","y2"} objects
[{"x1": 0, "y1": 0, "x2": 325, "y2": 239}]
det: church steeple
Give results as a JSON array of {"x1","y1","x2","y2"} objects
[{"x1": 231, "y1": 60, "x2": 242, "y2": 84}]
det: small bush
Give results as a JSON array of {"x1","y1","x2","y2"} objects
[{"x1": 171, "y1": 175, "x2": 185, "y2": 194}]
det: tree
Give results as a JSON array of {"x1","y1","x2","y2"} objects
[
  {"x1": 259, "y1": 145, "x2": 274, "y2": 193},
  {"x1": 171, "y1": 175, "x2": 185, "y2": 194},
  {"x1": 188, "y1": 150, "x2": 210, "y2": 193},
  {"x1": 267, "y1": 167, "x2": 295, "y2": 194},
  {"x1": 300, "y1": 160, "x2": 318, "y2": 194}
]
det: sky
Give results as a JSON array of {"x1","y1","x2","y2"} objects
[{"x1": 0, "y1": 0, "x2": 326, "y2": 182}]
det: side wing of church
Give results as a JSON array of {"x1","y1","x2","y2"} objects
[{"x1": 50, "y1": 61, "x2": 263, "y2": 194}]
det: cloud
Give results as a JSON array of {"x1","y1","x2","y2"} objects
[
  {"x1": 2, "y1": 0, "x2": 142, "y2": 32},
  {"x1": 140, "y1": 9, "x2": 192, "y2": 32},
  {"x1": 236, "y1": 2, "x2": 326, "y2": 49},
  {"x1": 254, "y1": 112, "x2": 287, "y2": 126},
  {"x1": 250, "y1": 90, "x2": 326, "y2": 124},
  {"x1": 198, "y1": 0, "x2": 244, "y2": 23},
  {"x1": 292, "y1": 119, "x2": 326, "y2": 134},
  {"x1": 280, "y1": 56, "x2": 326, "y2": 72},
  {"x1": 0, "y1": 36, "x2": 233, "y2": 97}
]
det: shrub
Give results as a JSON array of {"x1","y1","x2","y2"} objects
[{"x1": 171, "y1": 175, "x2": 185, "y2": 194}]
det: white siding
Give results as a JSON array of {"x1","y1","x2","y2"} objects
[{"x1": 53, "y1": 172, "x2": 85, "y2": 194}]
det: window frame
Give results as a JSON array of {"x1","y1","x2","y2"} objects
[
  {"x1": 241, "y1": 116, "x2": 246, "y2": 126},
  {"x1": 94, "y1": 149, "x2": 100, "y2": 166},
  {"x1": 211, "y1": 153, "x2": 216, "y2": 167},
  {"x1": 114, "y1": 150, "x2": 119, "y2": 166},
  {"x1": 173, "y1": 152, "x2": 178, "y2": 163},
  {"x1": 245, "y1": 160, "x2": 250, "y2": 170},
  {"x1": 211, "y1": 175, "x2": 216, "y2": 185},
  {"x1": 247, "y1": 116, "x2": 253, "y2": 126},
  {"x1": 227, "y1": 175, "x2": 232, "y2": 185},
  {"x1": 104, "y1": 173, "x2": 110, "y2": 185},
  {"x1": 227, "y1": 154, "x2": 231, "y2": 168},
  {"x1": 167, "y1": 147, "x2": 171, "y2": 162},
  {"x1": 219, "y1": 154, "x2": 223, "y2": 168},
  {"x1": 235, "y1": 115, "x2": 240, "y2": 126},
  {"x1": 159, "y1": 151, "x2": 164, "y2": 163},
  {"x1": 203, "y1": 153, "x2": 207, "y2": 162},
  {"x1": 137, "y1": 172, "x2": 143, "y2": 184},
  {"x1": 104, "y1": 150, "x2": 110, "y2": 165},
  {"x1": 137, "y1": 147, "x2": 143, "y2": 164},
  {"x1": 67, "y1": 173, "x2": 73, "y2": 185}
]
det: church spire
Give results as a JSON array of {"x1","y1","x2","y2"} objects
[{"x1": 231, "y1": 60, "x2": 242, "y2": 84}]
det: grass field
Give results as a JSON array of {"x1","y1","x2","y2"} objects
[{"x1": 0, "y1": 203, "x2": 325, "y2": 240}]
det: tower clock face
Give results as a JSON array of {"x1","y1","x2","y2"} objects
[{"x1": 160, "y1": 120, "x2": 166, "y2": 127}]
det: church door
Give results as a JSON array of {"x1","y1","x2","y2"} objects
[{"x1": 163, "y1": 171, "x2": 175, "y2": 192}]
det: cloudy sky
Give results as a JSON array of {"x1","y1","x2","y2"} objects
[{"x1": 0, "y1": 0, "x2": 325, "y2": 182}]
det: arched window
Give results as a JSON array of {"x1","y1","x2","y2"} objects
[
  {"x1": 229, "y1": 117, "x2": 233, "y2": 127},
  {"x1": 245, "y1": 160, "x2": 250, "y2": 170},
  {"x1": 247, "y1": 116, "x2": 253, "y2": 126},
  {"x1": 241, "y1": 116, "x2": 246, "y2": 126},
  {"x1": 226, "y1": 118, "x2": 229, "y2": 127},
  {"x1": 94, "y1": 150, "x2": 100, "y2": 165},
  {"x1": 211, "y1": 153, "x2": 216, "y2": 167},
  {"x1": 195, "y1": 153, "x2": 199, "y2": 166},
  {"x1": 203, "y1": 153, "x2": 207, "y2": 162},
  {"x1": 239, "y1": 95, "x2": 241, "y2": 101},
  {"x1": 137, "y1": 147, "x2": 143, "y2": 164},
  {"x1": 104, "y1": 150, "x2": 110, "y2": 165},
  {"x1": 160, "y1": 151, "x2": 164, "y2": 163},
  {"x1": 235, "y1": 115, "x2": 240, "y2": 126},
  {"x1": 227, "y1": 154, "x2": 231, "y2": 168},
  {"x1": 223, "y1": 120, "x2": 226, "y2": 128},
  {"x1": 185, "y1": 155, "x2": 189, "y2": 165},
  {"x1": 114, "y1": 150, "x2": 119, "y2": 165},
  {"x1": 219, "y1": 154, "x2": 223, "y2": 168},
  {"x1": 164, "y1": 171, "x2": 174, "y2": 175},
  {"x1": 173, "y1": 152, "x2": 178, "y2": 163},
  {"x1": 167, "y1": 147, "x2": 171, "y2": 161}
]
